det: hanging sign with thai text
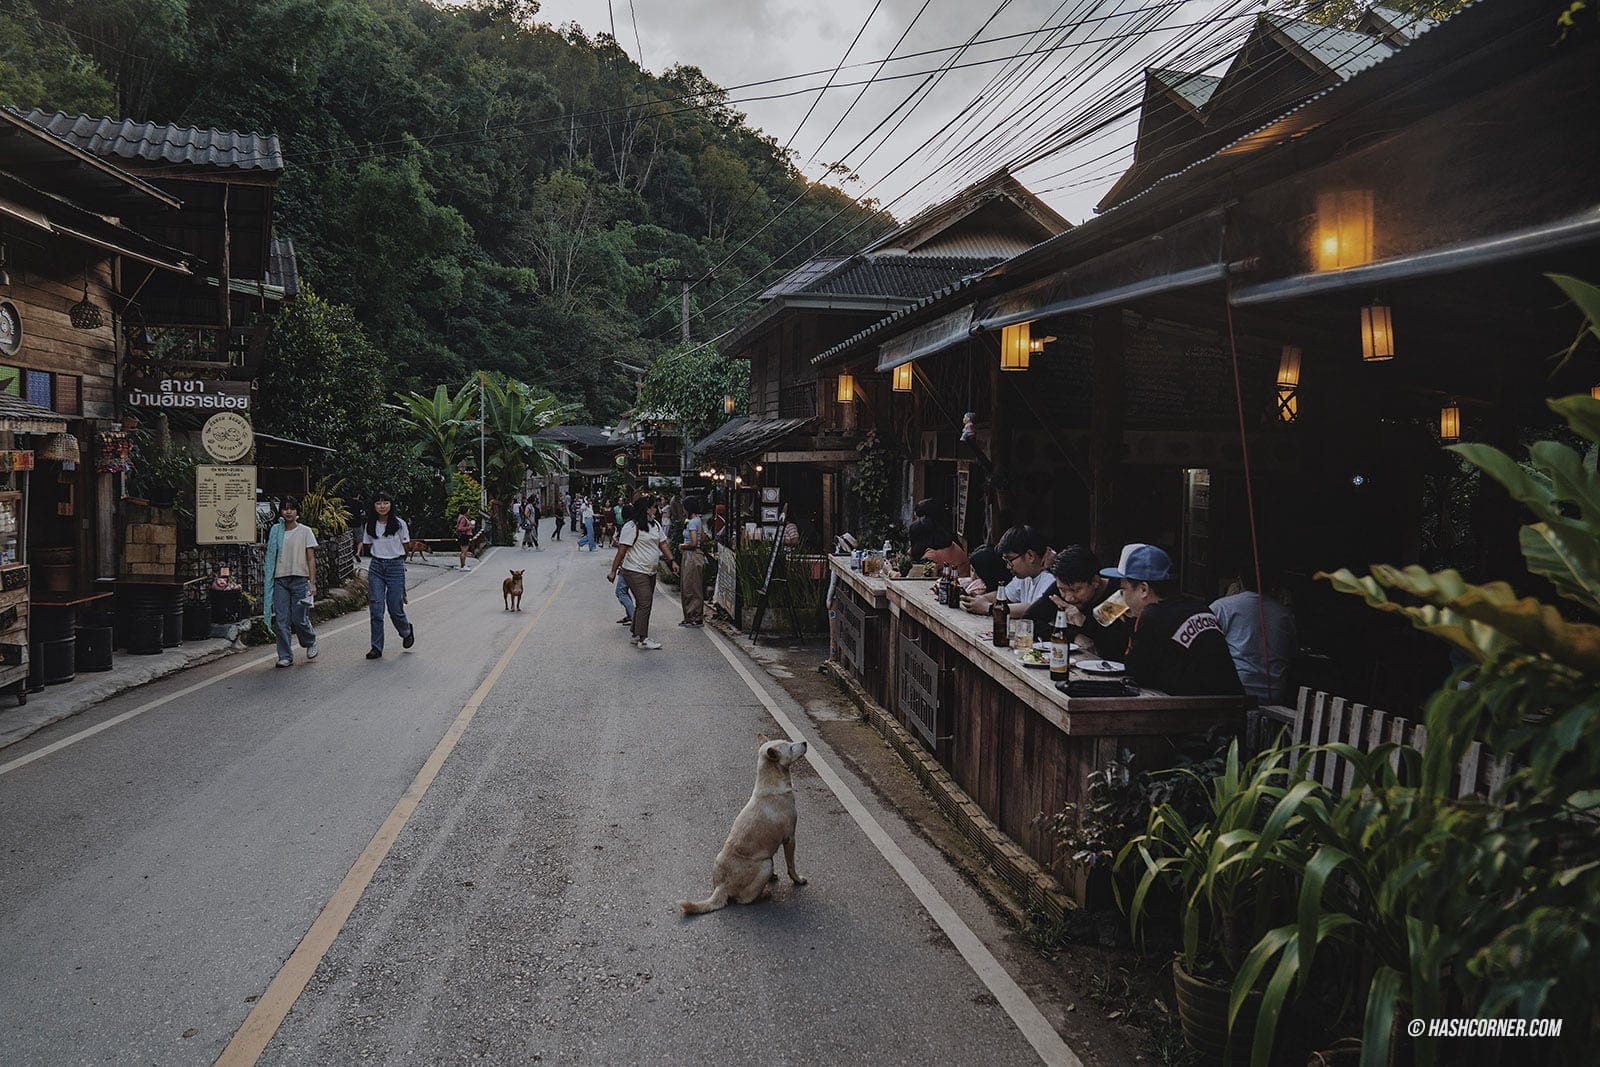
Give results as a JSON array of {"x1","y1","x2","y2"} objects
[
  {"x1": 126, "y1": 376, "x2": 251, "y2": 411},
  {"x1": 196, "y1": 464, "x2": 256, "y2": 545}
]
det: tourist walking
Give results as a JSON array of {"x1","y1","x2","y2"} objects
[
  {"x1": 551, "y1": 499, "x2": 564, "y2": 540},
  {"x1": 263, "y1": 497, "x2": 319, "y2": 668},
  {"x1": 608, "y1": 495, "x2": 678, "y2": 650},
  {"x1": 614, "y1": 572, "x2": 635, "y2": 628},
  {"x1": 678, "y1": 495, "x2": 708, "y2": 626},
  {"x1": 579, "y1": 497, "x2": 597, "y2": 551},
  {"x1": 455, "y1": 506, "x2": 475, "y2": 570},
  {"x1": 360, "y1": 491, "x2": 417, "y2": 660},
  {"x1": 523, "y1": 498, "x2": 540, "y2": 549}
]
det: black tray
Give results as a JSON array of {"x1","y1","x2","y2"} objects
[{"x1": 1057, "y1": 679, "x2": 1140, "y2": 699}]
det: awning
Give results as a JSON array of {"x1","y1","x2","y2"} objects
[
  {"x1": 875, "y1": 305, "x2": 975, "y2": 371},
  {"x1": 0, "y1": 174, "x2": 192, "y2": 276},
  {"x1": 0, "y1": 393, "x2": 68, "y2": 434},
  {"x1": 689, "y1": 417, "x2": 815, "y2": 462}
]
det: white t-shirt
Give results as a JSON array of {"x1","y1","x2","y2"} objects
[
  {"x1": 277, "y1": 523, "x2": 319, "y2": 577},
  {"x1": 1003, "y1": 571, "x2": 1055, "y2": 606},
  {"x1": 581, "y1": 503, "x2": 594, "y2": 521},
  {"x1": 618, "y1": 520, "x2": 665, "y2": 575},
  {"x1": 683, "y1": 515, "x2": 706, "y2": 549},
  {"x1": 362, "y1": 517, "x2": 410, "y2": 560}
]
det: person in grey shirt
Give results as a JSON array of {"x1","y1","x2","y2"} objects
[{"x1": 1211, "y1": 569, "x2": 1297, "y2": 704}]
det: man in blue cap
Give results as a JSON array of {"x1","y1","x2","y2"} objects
[{"x1": 1102, "y1": 543, "x2": 1243, "y2": 697}]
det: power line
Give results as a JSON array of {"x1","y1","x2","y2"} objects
[{"x1": 627, "y1": 0, "x2": 644, "y2": 68}]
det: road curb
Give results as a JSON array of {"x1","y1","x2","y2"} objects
[{"x1": 822, "y1": 659, "x2": 1076, "y2": 928}]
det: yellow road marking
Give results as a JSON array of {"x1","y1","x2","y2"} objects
[{"x1": 216, "y1": 575, "x2": 564, "y2": 1066}]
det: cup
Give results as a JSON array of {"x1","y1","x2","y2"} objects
[
  {"x1": 1093, "y1": 588, "x2": 1130, "y2": 626},
  {"x1": 1010, "y1": 619, "x2": 1034, "y2": 650}
]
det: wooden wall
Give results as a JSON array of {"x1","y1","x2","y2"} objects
[{"x1": 5, "y1": 242, "x2": 116, "y2": 420}]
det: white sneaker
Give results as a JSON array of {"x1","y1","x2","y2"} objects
[
  {"x1": 637, "y1": 638, "x2": 662, "y2": 650},
  {"x1": 306, "y1": 640, "x2": 319, "y2": 661}
]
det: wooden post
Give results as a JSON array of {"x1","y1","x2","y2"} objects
[
  {"x1": 1090, "y1": 309, "x2": 1125, "y2": 555},
  {"x1": 216, "y1": 184, "x2": 231, "y2": 362},
  {"x1": 986, "y1": 335, "x2": 1012, "y2": 525}
]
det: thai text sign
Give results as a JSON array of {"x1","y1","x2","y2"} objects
[
  {"x1": 127, "y1": 376, "x2": 251, "y2": 411},
  {"x1": 196, "y1": 465, "x2": 256, "y2": 545}
]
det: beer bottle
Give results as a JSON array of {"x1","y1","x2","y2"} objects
[
  {"x1": 990, "y1": 587, "x2": 1010, "y2": 647},
  {"x1": 1049, "y1": 609, "x2": 1071, "y2": 682}
]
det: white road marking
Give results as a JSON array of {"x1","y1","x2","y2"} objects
[
  {"x1": 703, "y1": 626, "x2": 1083, "y2": 1067},
  {"x1": 0, "y1": 551, "x2": 500, "y2": 778}
]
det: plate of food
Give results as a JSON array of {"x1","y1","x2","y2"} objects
[
  {"x1": 1077, "y1": 658, "x2": 1126, "y2": 675},
  {"x1": 1015, "y1": 647, "x2": 1050, "y2": 669}
]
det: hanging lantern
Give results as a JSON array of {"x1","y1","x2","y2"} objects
[
  {"x1": 40, "y1": 432, "x2": 80, "y2": 463},
  {"x1": 1360, "y1": 304, "x2": 1394, "y2": 361},
  {"x1": 1314, "y1": 190, "x2": 1375, "y2": 271},
  {"x1": 1274, "y1": 345, "x2": 1302, "y2": 423},
  {"x1": 1276, "y1": 345, "x2": 1302, "y2": 387},
  {"x1": 723, "y1": 393, "x2": 736, "y2": 414},
  {"x1": 836, "y1": 373, "x2": 855, "y2": 403},
  {"x1": 1440, "y1": 402, "x2": 1461, "y2": 442},
  {"x1": 1028, "y1": 333, "x2": 1056, "y2": 355},
  {"x1": 1592, "y1": 384, "x2": 1600, "y2": 401},
  {"x1": 892, "y1": 363, "x2": 913, "y2": 392},
  {"x1": 69, "y1": 265, "x2": 103, "y2": 330},
  {"x1": 999, "y1": 323, "x2": 1031, "y2": 371}
]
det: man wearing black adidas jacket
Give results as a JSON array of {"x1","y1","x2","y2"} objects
[{"x1": 1101, "y1": 543, "x2": 1244, "y2": 698}]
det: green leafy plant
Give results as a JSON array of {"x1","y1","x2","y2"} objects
[{"x1": 298, "y1": 474, "x2": 351, "y2": 535}]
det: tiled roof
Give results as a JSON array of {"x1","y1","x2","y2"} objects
[
  {"x1": 689, "y1": 416, "x2": 815, "y2": 461},
  {"x1": 538, "y1": 425, "x2": 614, "y2": 448},
  {"x1": 0, "y1": 393, "x2": 68, "y2": 434},
  {"x1": 19, "y1": 110, "x2": 284, "y2": 174},
  {"x1": 802, "y1": 255, "x2": 998, "y2": 299}
]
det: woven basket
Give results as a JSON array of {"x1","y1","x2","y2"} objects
[{"x1": 40, "y1": 432, "x2": 80, "y2": 464}]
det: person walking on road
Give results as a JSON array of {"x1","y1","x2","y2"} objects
[
  {"x1": 455, "y1": 506, "x2": 475, "y2": 570},
  {"x1": 678, "y1": 495, "x2": 709, "y2": 627},
  {"x1": 608, "y1": 495, "x2": 678, "y2": 650},
  {"x1": 264, "y1": 497, "x2": 319, "y2": 668},
  {"x1": 551, "y1": 498, "x2": 563, "y2": 541},
  {"x1": 360, "y1": 491, "x2": 417, "y2": 660},
  {"x1": 523, "y1": 498, "x2": 540, "y2": 549},
  {"x1": 578, "y1": 497, "x2": 597, "y2": 551}
]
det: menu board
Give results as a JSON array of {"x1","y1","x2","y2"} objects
[{"x1": 196, "y1": 465, "x2": 256, "y2": 545}]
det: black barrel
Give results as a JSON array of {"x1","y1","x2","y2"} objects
[
  {"x1": 76, "y1": 625, "x2": 114, "y2": 671},
  {"x1": 161, "y1": 610, "x2": 184, "y2": 648},
  {"x1": 32, "y1": 606, "x2": 76, "y2": 642},
  {"x1": 183, "y1": 601, "x2": 212, "y2": 641},
  {"x1": 39, "y1": 636, "x2": 74, "y2": 685},
  {"x1": 27, "y1": 642, "x2": 44, "y2": 690},
  {"x1": 118, "y1": 585, "x2": 183, "y2": 651},
  {"x1": 125, "y1": 613, "x2": 164, "y2": 655}
]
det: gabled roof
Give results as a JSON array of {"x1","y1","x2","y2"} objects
[
  {"x1": 1357, "y1": 5, "x2": 1439, "y2": 46},
  {"x1": 538, "y1": 425, "x2": 615, "y2": 449},
  {"x1": 1264, "y1": 14, "x2": 1396, "y2": 81},
  {"x1": 863, "y1": 168, "x2": 1070, "y2": 257},
  {"x1": 20, "y1": 110, "x2": 284, "y2": 175},
  {"x1": 1148, "y1": 68, "x2": 1221, "y2": 112},
  {"x1": 0, "y1": 107, "x2": 180, "y2": 212},
  {"x1": 799, "y1": 255, "x2": 997, "y2": 299}
]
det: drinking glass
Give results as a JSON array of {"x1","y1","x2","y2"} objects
[
  {"x1": 1093, "y1": 588, "x2": 1130, "y2": 626},
  {"x1": 1010, "y1": 619, "x2": 1034, "y2": 650}
]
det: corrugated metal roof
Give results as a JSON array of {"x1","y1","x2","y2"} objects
[
  {"x1": 689, "y1": 416, "x2": 815, "y2": 461},
  {"x1": 903, "y1": 232, "x2": 1042, "y2": 258},
  {"x1": 1149, "y1": 68, "x2": 1222, "y2": 111},
  {"x1": 810, "y1": 272, "x2": 987, "y2": 366},
  {"x1": 804, "y1": 255, "x2": 997, "y2": 299},
  {"x1": 1267, "y1": 15, "x2": 1395, "y2": 80},
  {"x1": 758, "y1": 256, "x2": 851, "y2": 300},
  {"x1": 267, "y1": 236, "x2": 300, "y2": 298},
  {"x1": 20, "y1": 110, "x2": 284, "y2": 174},
  {"x1": 538, "y1": 425, "x2": 615, "y2": 448}
]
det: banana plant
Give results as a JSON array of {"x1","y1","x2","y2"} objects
[{"x1": 390, "y1": 383, "x2": 475, "y2": 473}]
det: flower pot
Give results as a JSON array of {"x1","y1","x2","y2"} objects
[{"x1": 1173, "y1": 958, "x2": 1264, "y2": 1065}]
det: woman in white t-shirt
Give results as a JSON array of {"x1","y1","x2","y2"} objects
[
  {"x1": 606, "y1": 495, "x2": 678, "y2": 650},
  {"x1": 360, "y1": 491, "x2": 417, "y2": 660}
]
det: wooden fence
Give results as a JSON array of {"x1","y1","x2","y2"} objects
[{"x1": 1252, "y1": 687, "x2": 1511, "y2": 800}]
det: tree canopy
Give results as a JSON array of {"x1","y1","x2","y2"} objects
[{"x1": 4, "y1": 0, "x2": 894, "y2": 423}]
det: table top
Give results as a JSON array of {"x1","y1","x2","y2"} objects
[
  {"x1": 877, "y1": 573, "x2": 1250, "y2": 737},
  {"x1": 32, "y1": 592, "x2": 116, "y2": 608}
]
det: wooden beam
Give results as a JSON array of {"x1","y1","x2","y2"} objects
[{"x1": 1089, "y1": 308, "x2": 1125, "y2": 555}]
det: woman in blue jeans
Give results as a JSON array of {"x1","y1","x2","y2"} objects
[{"x1": 360, "y1": 492, "x2": 418, "y2": 660}]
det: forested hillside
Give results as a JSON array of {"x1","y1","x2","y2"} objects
[{"x1": 0, "y1": 0, "x2": 893, "y2": 420}]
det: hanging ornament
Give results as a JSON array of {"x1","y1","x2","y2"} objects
[{"x1": 69, "y1": 265, "x2": 103, "y2": 330}]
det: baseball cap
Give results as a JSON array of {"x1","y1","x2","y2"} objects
[{"x1": 1100, "y1": 543, "x2": 1175, "y2": 582}]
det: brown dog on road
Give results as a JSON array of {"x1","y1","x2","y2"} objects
[
  {"x1": 679, "y1": 738, "x2": 808, "y2": 915},
  {"x1": 502, "y1": 569, "x2": 524, "y2": 611},
  {"x1": 403, "y1": 539, "x2": 431, "y2": 562}
]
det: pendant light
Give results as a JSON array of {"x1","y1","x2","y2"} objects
[
  {"x1": 836, "y1": 373, "x2": 855, "y2": 403},
  {"x1": 999, "y1": 323, "x2": 1030, "y2": 371},
  {"x1": 1439, "y1": 401, "x2": 1461, "y2": 442},
  {"x1": 1275, "y1": 345, "x2": 1302, "y2": 423},
  {"x1": 69, "y1": 264, "x2": 103, "y2": 330},
  {"x1": 1360, "y1": 301, "x2": 1394, "y2": 361},
  {"x1": 892, "y1": 363, "x2": 913, "y2": 392}
]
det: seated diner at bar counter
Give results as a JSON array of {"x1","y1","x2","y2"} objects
[
  {"x1": 1024, "y1": 545, "x2": 1133, "y2": 661},
  {"x1": 1101, "y1": 543, "x2": 1244, "y2": 697},
  {"x1": 905, "y1": 518, "x2": 970, "y2": 577},
  {"x1": 961, "y1": 525, "x2": 1055, "y2": 619}
]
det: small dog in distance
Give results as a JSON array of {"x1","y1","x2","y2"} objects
[
  {"x1": 502, "y1": 569, "x2": 524, "y2": 611},
  {"x1": 403, "y1": 539, "x2": 431, "y2": 562},
  {"x1": 679, "y1": 737, "x2": 808, "y2": 915}
]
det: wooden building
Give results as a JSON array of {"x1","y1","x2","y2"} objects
[{"x1": 696, "y1": 169, "x2": 1070, "y2": 549}]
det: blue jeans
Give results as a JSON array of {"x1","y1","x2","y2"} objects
[
  {"x1": 578, "y1": 516, "x2": 596, "y2": 550},
  {"x1": 273, "y1": 575, "x2": 316, "y2": 663},
  {"x1": 615, "y1": 573, "x2": 635, "y2": 619},
  {"x1": 367, "y1": 557, "x2": 412, "y2": 652}
]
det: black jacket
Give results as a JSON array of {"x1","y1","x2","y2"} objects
[
  {"x1": 1126, "y1": 595, "x2": 1244, "y2": 697},
  {"x1": 1023, "y1": 580, "x2": 1133, "y2": 660}
]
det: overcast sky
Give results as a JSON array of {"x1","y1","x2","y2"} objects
[{"x1": 511, "y1": 1, "x2": 1256, "y2": 224}]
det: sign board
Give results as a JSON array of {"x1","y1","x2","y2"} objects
[
  {"x1": 955, "y1": 467, "x2": 970, "y2": 540},
  {"x1": 760, "y1": 505, "x2": 782, "y2": 524},
  {"x1": 196, "y1": 465, "x2": 256, "y2": 544},
  {"x1": 713, "y1": 544, "x2": 738, "y2": 619},
  {"x1": 126, "y1": 376, "x2": 251, "y2": 411},
  {"x1": 201, "y1": 412, "x2": 254, "y2": 463}
]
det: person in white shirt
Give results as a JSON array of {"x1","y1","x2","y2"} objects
[
  {"x1": 360, "y1": 491, "x2": 417, "y2": 660},
  {"x1": 607, "y1": 495, "x2": 679, "y2": 650},
  {"x1": 961, "y1": 525, "x2": 1055, "y2": 618},
  {"x1": 678, "y1": 496, "x2": 709, "y2": 626},
  {"x1": 579, "y1": 498, "x2": 597, "y2": 551},
  {"x1": 269, "y1": 498, "x2": 319, "y2": 668},
  {"x1": 1211, "y1": 568, "x2": 1297, "y2": 703}
]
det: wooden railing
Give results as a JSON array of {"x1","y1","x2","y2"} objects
[
  {"x1": 1251, "y1": 688, "x2": 1510, "y2": 800},
  {"x1": 779, "y1": 382, "x2": 817, "y2": 419}
]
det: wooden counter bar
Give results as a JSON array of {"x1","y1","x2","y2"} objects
[
  {"x1": 828, "y1": 556, "x2": 1248, "y2": 900},
  {"x1": 830, "y1": 560, "x2": 894, "y2": 710}
]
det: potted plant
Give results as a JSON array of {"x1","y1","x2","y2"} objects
[{"x1": 1117, "y1": 741, "x2": 1315, "y2": 1064}]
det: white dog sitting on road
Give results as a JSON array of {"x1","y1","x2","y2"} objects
[{"x1": 679, "y1": 738, "x2": 808, "y2": 915}]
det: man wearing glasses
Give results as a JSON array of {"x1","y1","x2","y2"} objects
[{"x1": 961, "y1": 525, "x2": 1055, "y2": 618}]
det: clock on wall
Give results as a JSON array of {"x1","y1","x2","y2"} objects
[{"x1": 0, "y1": 301, "x2": 20, "y2": 357}]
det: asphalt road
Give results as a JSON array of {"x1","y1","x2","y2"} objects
[{"x1": 0, "y1": 538, "x2": 1079, "y2": 1065}]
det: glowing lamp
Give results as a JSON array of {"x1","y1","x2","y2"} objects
[
  {"x1": 1028, "y1": 334, "x2": 1056, "y2": 355},
  {"x1": 754, "y1": 464, "x2": 763, "y2": 473},
  {"x1": 723, "y1": 393, "x2": 736, "y2": 414},
  {"x1": 1592, "y1": 385, "x2": 1600, "y2": 401},
  {"x1": 1314, "y1": 190, "x2": 1374, "y2": 271},
  {"x1": 1277, "y1": 345, "x2": 1302, "y2": 387},
  {"x1": 1360, "y1": 304, "x2": 1394, "y2": 361},
  {"x1": 892, "y1": 363, "x2": 913, "y2": 392},
  {"x1": 1440, "y1": 403, "x2": 1461, "y2": 442},
  {"x1": 999, "y1": 323, "x2": 1031, "y2": 371},
  {"x1": 836, "y1": 373, "x2": 855, "y2": 403}
]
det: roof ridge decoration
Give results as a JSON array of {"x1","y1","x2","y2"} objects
[{"x1": 18, "y1": 109, "x2": 284, "y2": 174}]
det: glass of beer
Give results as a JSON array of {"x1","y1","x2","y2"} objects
[
  {"x1": 1093, "y1": 588, "x2": 1130, "y2": 626},
  {"x1": 1010, "y1": 619, "x2": 1034, "y2": 651}
]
